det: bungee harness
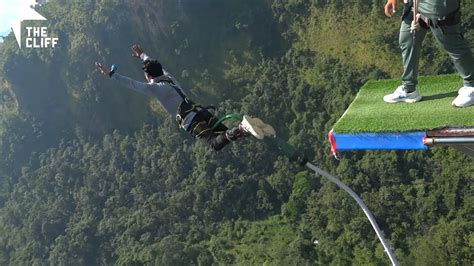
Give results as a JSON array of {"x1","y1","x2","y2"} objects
[
  {"x1": 404, "y1": 0, "x2": 461, "y2": 31},
  {"x1": 155, "y1": 75, "x2": 241, "y2": 131},
  {"x1": 154, "y1": 75, "x2": 203, "y2": 129}
]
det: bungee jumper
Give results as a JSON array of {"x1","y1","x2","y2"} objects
[
  {"x1": 96, "y1": 46, "x2": 399, "y2": 264},
  {"x1": 95, "y1": 44, "x2": 276, "y2": 151}
]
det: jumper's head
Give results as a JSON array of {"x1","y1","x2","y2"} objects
[{"x1": 142, "y1": 59, "x2": 164, "y2": 81}]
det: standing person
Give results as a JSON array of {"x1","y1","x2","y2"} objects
[
  {"x1": 95, "y1": 44, "x2": 275, "y2": 151},
  {"x1": 383, "y1": 0, "x2": 474, "y2": 107}
]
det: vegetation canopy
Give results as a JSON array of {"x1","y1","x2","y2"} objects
[{"x1": 0, "y1": 0, "x2": 472, "y2": 265}]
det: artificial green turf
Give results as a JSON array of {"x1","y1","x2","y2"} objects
[{"x1": 332, "y1": 74, "x2": 474, "y2": 133}]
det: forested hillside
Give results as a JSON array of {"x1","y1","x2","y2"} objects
[{"x1": 0, "y1": 0, "x2": 472, "y2": 265}]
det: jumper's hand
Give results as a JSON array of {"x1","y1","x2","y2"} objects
[
  {"x1": 95, "y1": 62, "x2": 111, "y2": 76},
  {"x1": 384, "y1": 0, "x2": 397, "y2": 17},
  {"x1": 131, "y1": 44, "x2": 144, "y2": 58}
]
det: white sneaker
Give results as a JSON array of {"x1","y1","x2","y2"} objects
[
  {"x1": 240, "y1": 116, "x2": 266, "y2": 140},
  {"x1": 260, "y1": 124, "x2": 276, "y2": 137},
  {"x1": 244, "y1": 117, "x2": 276, "y2": 137},
  {"x1": 383, "y1": 86, "x2": 422, "y2": 103},
  {"x1": 452, "y1": 86, "x2": 474, "y2": 107}
]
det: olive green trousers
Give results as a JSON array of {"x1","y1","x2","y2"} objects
[{"x1": 399, "y1": 15, "x2": 474, "y2": 92}]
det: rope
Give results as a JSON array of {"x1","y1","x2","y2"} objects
[
  {"x1": 263, "y1": 132, "x2": 400, "y2": 265},
  {"x1": 412, "y1": 0, "x2": 419, "y2": 39},
  {"x1": 305, "y1": 162, "x2": 399, "y2": 266}
]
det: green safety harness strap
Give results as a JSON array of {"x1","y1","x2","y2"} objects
[{"x1": 211, "y1": 113, "x2": 242, "y2": 130}]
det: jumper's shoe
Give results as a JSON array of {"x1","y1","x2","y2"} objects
[
  {"x1": 241, "y1": 115, "x2": 267, "y2": 140},
  {"x1": 383, "y1": 85, "x2": 422, "y2": 103},
  {"x1": 452, "y1": 86, "x2": 474, "y2": 107},
  {"x1": 260, "y1": 124, "x2": 276, "y2": 137},
  {"x1": 243, "y1": 116, "x2": 276, "y2": 137}
]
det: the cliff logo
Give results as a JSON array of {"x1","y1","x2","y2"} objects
[
  {"x1": 23, "y1": 26, "x2": 58, "y2": 48},
  {"x1": 9, "y1": 0, "x2": 59, "y2": 49}
]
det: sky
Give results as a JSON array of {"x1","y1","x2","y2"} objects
[
  {"x1": 0, "y1": 0, "x2": 38, "y2": 40},
  {"x1": 0, "y1": 0, "x2": 47, "y2": 44}
]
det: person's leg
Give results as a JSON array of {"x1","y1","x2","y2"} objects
[
  {"x1": 431, "y1": 23, "x2": 474, "y2": 87},
  {"x1": 189, "y1": 111, "x2": 273, "y2": 150},
  {"x1": 191, "y1": 120, "x2": 231, "y2": 151},
  {"x1": 430, "y1": 22, "x2": 474, "y2": 107},
  {"x1": 400, "y1": 15, "x2": 428, "y2": 92},
  {"x1": 384, "y1": 15, "x2": 428, "y2": 103},
  {"x1": 208, "y1": 113, "x2": 229, "y2": 133},
  {"x1": 189, "y1": 110, "x2": 231, "y2": 151}
]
